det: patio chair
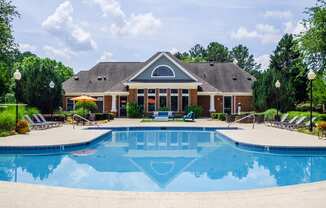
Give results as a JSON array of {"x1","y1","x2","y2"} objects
[
  {"x1": 183, "y1": 111, "x2": 195, "y2": 122},
  {"x1": 285, "y1": 116, "x2": 307, "y2": 130},
  {"x1": 36, "y1": 114, "x2": 62, "y2": 127},
  {"x1": 24, "y1": 115, "x2": 48, "y2": 130},
  {"x1": 274, "y1": 116, "x2": 298, "y2": 129},
  {"x1": 270, "y1": 114, "x2": 288, "y2": 127},
  {"x1": 153, "y1": 111, "x2": 169, "y2": 121}
]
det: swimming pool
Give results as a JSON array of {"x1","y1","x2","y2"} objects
[{"x1": 0, "y1": 128, "x2": 326, "y2": 192}]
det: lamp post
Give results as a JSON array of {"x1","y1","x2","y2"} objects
[
  {"x1": 307, "y1": 70, "x2": 316, "y2": 132},
  {"x1": 49, "y1": 81, "x2": 55, "y2": 119},
  {"x1": 13, "y1": 69, "x2": 22, "y2": 131},
  {"x1": 275, "y1": 80, "x2": 281, "y2": 121}
]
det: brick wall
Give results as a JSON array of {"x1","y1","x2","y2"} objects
[
  {"x1": 235, "y1": 96, "x2": 253, "y2": 112},
  {"x1": 190, "y1": 89, "x2": 197, "y2": 106},
  {"x1": 128, "y1": 89, "x2": 137, "y2": 103},
  {"x1": 104, "y1": 96, "x2": 112, "y2": 113}
]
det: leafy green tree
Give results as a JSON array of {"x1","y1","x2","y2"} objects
[
  {"x1": 15, "y1": 56, "x2": 73, "y2": 113},
  {"x1": 253, "y1": 34, "x2": 307, "y2": 112},
  {"x1": 311, "y1": 71, "x2": 326, "y2": 107},
  {"x1": 230, "y1": 44, "x2": 261, "y2": 76},
  {"x1": 189, "y1": 44, "x2": 207, "y2": 59},
  {"x1": 300, "y1": 0, "x2": 326, "y2": 72},
  {"x1": 0, "y1": 0, "x2": 19, "y2": 101},
  {"x1": 207, "y1": 42, "x2": 231, "y2": 62}
]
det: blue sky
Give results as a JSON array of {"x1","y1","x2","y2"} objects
[{"x1": 12, "y1": 0, "x2": 315, "y2": 73}]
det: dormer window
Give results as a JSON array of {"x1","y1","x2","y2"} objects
[
  {"x1": 74, "y1": 76, "x2": 79, "y2": 80},
  {"x1": 151, "y1": 65, "x2": 175, "y2": 77},
  {"x1": 97, "y1": 76, "x2": 102, "y2": 80}
]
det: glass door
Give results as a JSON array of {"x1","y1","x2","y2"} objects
[
  {"x1": 223, "y1": 96, "x2": 232, "y2": 114},
  {"x1": 119, "y1": 96, "x2": 127, "y2": 117}
]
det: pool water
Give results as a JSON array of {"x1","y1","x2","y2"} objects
[{"x1": 1, "y1": 130, "x2": 326, "y2": 192}]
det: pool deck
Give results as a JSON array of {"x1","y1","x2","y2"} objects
[{"x1": 0, "y1": 118, "x2": 326, "y2": 207}]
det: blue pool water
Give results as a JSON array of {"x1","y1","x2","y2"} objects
[{"x1": 1, "y1": 129, "x2": 326, "y2": 192}]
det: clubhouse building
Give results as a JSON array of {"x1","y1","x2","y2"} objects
[{"x1": 63, "y1": 52, "x2": 255, "y2": 117}]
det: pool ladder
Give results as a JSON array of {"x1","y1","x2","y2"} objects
[{"x1": 227, "y1": 113, "x2": 256, "y2": 129}]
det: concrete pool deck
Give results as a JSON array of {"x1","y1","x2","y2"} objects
[{"x1": 0, "y1": 118, "x2": 326, "y2": 207}]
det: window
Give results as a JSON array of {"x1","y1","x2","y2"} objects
[
  {"x1": 182, "y1": 89, "x2": 189, "y2": 111},
  {"x1": 95, "y1": 97, "x2": 104, "y2": 113},
  {"x1": 151, "y1": 65, "x2": 175, "y2": 77},
  {"x1": 137, "y1": 89, "x2": 144, "y2": 111},
  {"x1": 224, "y1": 96, "x2": 232, "y2": 114},
  {"x1": 148, "y1": 89, "x2": 156, "y2": 112},
  {"x1": 159, "y1": 89, "x2": 167, "y2": 109},
  {"x1": 171, "y1": 89, "x2": 178, "y2": 111},
  {"x1": 67, "y1": 98, "x2": 74, "y2": 111}
]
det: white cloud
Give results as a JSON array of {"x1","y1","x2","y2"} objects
[
  {"x1": 284, "y1": 21, "x2": 307, "y2": 35},
  {"x1": 42, "y1": 1, "x2": 97, "y2": 51},
  {"x1": 255, "y1": 54, "x2": 270, "y2": 70},
  {"x1": 92, "y1": 0, "x2": 125, "y2": 17},
  {"x1": 264, "y1": 10, "x2": 292, "y2": 19},
  {"x1": 231, "y1": 24, "x2": 281, "y2": 44},
  {"x1": 43, "y1": 45, "x2": 75, "y2": 60},
  {"x1": 19, "y1": 43, "x2": 37, "y2": 52},
  {"x1": 99, "y1": 51, "x2": 114, "y2": 62},
  {"x1": 110, "y1": 13, "x2": 161, "y2": 36}
]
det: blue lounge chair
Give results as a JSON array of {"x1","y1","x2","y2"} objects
[
  {"x1": 153, "y1": 111, "x2": 169, "y2": 121},
  {"x1": 183, "y1": 112, "x2": 195, "y2": 122}
]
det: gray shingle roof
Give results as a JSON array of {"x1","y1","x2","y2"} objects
[{"x1": 63, "y1": 52, "x2": 255, "y2": 94}]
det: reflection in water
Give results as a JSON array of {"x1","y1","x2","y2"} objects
[{"x1": 0, "y1": 130, "x2": 326, "y2": 192}]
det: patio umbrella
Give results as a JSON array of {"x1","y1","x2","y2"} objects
[{"x1": 71, "y1": 95, "x2": 96, "y2": 123}]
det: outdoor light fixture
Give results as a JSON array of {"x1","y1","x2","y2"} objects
[
  {"x1": 233, "y1": 59, "x2": 238, "y2": 65},
  {"x1": 307, "y1": 70, "x2": 316, "y2": 132},
  {"x1": 275, "y1": 80, "x2": 281, "y2": 121},
  {"x1": 13, "y1": 69, "x2": 21, "y2": 131},
  {"x1": 49, "y1": 81, "x2": 55, "y2": 89}
]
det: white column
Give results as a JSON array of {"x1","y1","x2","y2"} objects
[
  {"x1": 111, "y1": 95, "x2": 117, "y2": 112},
  {"x1": 209, "y1": 94, "x2": 216, "y2": 112}
]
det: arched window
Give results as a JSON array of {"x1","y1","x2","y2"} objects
[{"x1": 151, "y1": 65, "x2": 175, "y2": 77}]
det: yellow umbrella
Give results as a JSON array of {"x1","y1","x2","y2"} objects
[{"x1": 71, "y1": 96, "x2": 96, "y2": 123}]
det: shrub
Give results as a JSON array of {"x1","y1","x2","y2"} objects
[
  {"x1": 211, "y1": 113, "x2": 226, "y2": 121},
  {"x1": 186, "y1": 105, "x2": 203, "y2": 118},
  {"x1": 0, "y1": 110, "x2": 16, "y2": 132},
  {"x1": 16, "y1": 120, "x2": 30, "y2": 134},
  {"x1": 317, "y1": 121, "x2": 326, "y2": 130},
  {"x1": 75, "y1": 101, "x2": 98, "y2": 113},
  {"x1": 158, "y1": 107, "x2": 169, "y2": 111},
  {"x1": 75, "y1": 108, "x2": 87, "y2": 117},
  {"x1": 25, "y1": 107, "x2": 40, "y2": 117},
  {"x1": 287, "y1": 111, "x2": 320, "y2": 120},
  {"x1": 264, "y1": 108, "x2": 277, "y2": 121},
  {"x1": 127, "y1": 102, "x2": 143, "y2": 118},
  {"x1": 94, "y1": 113, "x2": 115, "y2": 121}
]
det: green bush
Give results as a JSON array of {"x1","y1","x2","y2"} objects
[
  {"x1": 127, "y1": 102, "x2": 143, "y2": 118},
  {"x1": 75, "y1": 108, "x2": 87, "y2": 117},
  {"x1": 186, "y1": 105, "x2": 203, "y2": 118},
  {"x1": 0, "y1": 110, "x2": 16, "y2": 132},
  {"x1": 158, "y1": 107, "x2": 169, "y2": 111},
  {"x1": 211, "y1": 113, "x2": 226, "y2": 121},
  {"x1": 25, "y1": 107, "x2": 40, "y2": 117},
  {"x1": 75, "y1": 101, "x2": 98, "y2": 113},
  {"x1": 263, "y1": 108, "x2": 278, "y2": 121}
]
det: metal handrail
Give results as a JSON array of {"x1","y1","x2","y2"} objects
[
  {"x1": 72, "y1": 114, "x2": 94, "y2": 128},
  {"x1": 227, "y1": 113, "x2": 256, "y2": 129}
]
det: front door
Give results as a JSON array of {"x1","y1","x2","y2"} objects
[
  {"x1": 119, "y1": 96, "x2": 127, "y2": 117},
  {"x1": 223, "y1": 96, "x2": 232, "y2": 114}
]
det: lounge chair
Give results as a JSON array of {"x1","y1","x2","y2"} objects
[
  {"x1": 285, "y1": 116, "x2": 306, "y2": 130},
  {"x1": 24, "y1": 115, "x2": 48, "y2": 130},
  {"x1": 183, "y1": 112, "x2": 195, "y2": 122},
  {"x1": 37, "y1": 114, "x2": 62, "y2": 127},
  {"x1": 270, "y1": 114, "x2": 288, "y2": 127},
  {"x1": 275, "y1": 116, "x2": 298, "y2": 129},
  {"x1": 153, "y1": 111, "x2": 169, "y2": 121},
  {"x1": 33, "y1": 114, "x2": 58, "y2": 128}
]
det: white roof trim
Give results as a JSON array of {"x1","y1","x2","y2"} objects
[
  {"x1": 65, "y1": 92, "x2": 129, "y2": 96},
  {"x1": 125, "y1": 82, "x2": 201, "y2": 89},
  {"x1": 128, "y1": 52, "x2": 198, "y2": 82},
  {"x1": 198, "y1": 92, "x2": 252, "y2": 96}
]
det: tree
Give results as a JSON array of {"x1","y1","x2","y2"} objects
[
  {"x1": 0, "y1": 0, "x2": 19, "y2": 101},
  {"x1": 207, "y1": 42, "x2": 231, "y2": 62},
  {"x1": 300, "y1": 0, "x2": 326, "y2": 72},
  {"x1": 253, "y1": 34, "x2": 308, "y2": 112},
  {"x1": 189, "y1": 44, "x2": 207, "y2": 59},
  {"x1": 312, "y1": 71, "x2": 326, "y2": 108},
  {"x1": 230, "y1": 44, "x2": 261, "y2": 76},
  {"x1": 15, "y1": 56, "x2": 73, "y2": 113}
]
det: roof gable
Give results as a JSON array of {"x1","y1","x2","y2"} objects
[{"x1": 128, "y1": 52, "x2": 198, "y2": 82}]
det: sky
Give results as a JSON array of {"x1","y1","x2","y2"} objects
[{"x1": 12, "y1": 0, "x2": 316, "y2": 73}]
